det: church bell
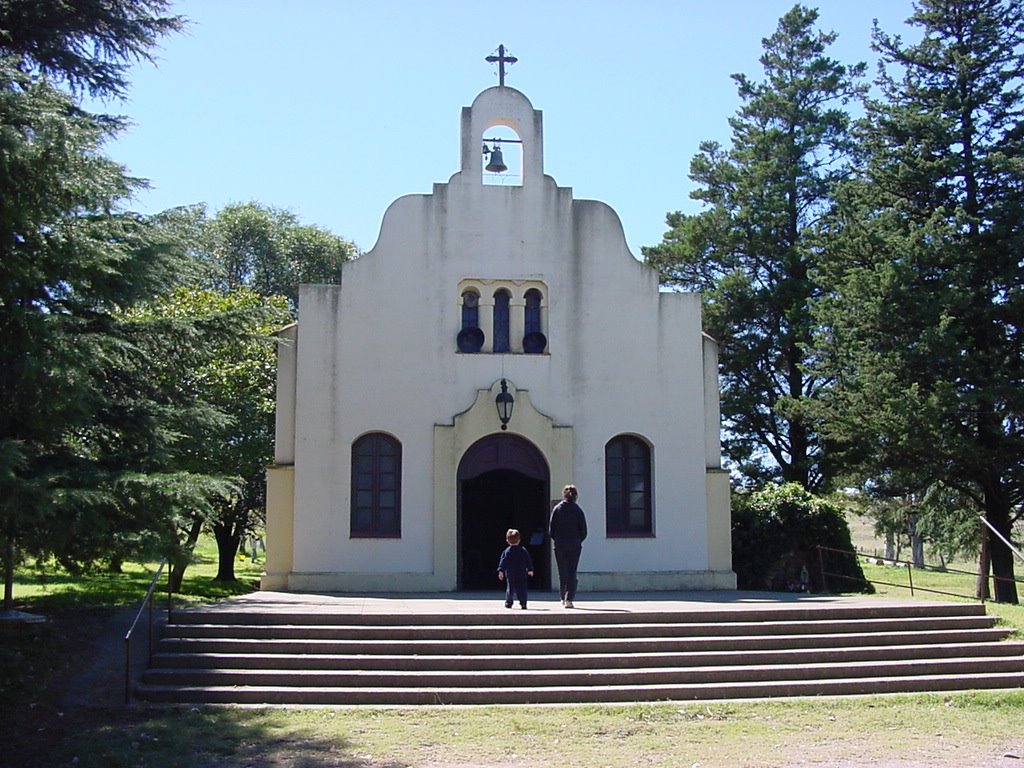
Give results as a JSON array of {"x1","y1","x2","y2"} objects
[{"x1": 484, "y1": 144, "x2": 507, "y2": 173}]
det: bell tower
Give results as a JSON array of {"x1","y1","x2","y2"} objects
[{"x1": 459, "y1": 50, "x2": 544, "y2": 186}]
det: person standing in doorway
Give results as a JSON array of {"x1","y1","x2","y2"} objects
[{"x1": 549, "y1": 484, "x2": 587, "y2": 608}]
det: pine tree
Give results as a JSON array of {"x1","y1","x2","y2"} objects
[
  {"x1": 0, "y1": 2, "x2": 205, "y2": 608},
  {"x1": 643, "y1": 5, "x2": 865, "y2": 490},
  {"x1": 814, "y1": 0, "x2": 1024, "y2": 602}
]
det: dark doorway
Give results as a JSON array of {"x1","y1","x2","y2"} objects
[{"x1": 457, "y1": 435, "x2": 550, "y2": 591}]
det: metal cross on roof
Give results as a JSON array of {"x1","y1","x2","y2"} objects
[{"x1": 486, "y1": 44, "x2": 518, "y2": 87}]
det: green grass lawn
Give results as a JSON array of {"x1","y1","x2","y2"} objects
[
  {"x1": 9, "y1": 536, "x2": 264, "y2": 611},
  {"x1": 12, "y1": 691, "x2": 1024, "y2": 768},
  {"x1": 3, "y1": 540, "x2": 1024, "y2": 768},
  {"x1": 855, "y1": 559, "x2": 1024, "y2": 636}
]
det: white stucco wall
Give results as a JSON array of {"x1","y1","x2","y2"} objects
[{"x1": 264, "y1": 86, "x2": 733, "y2": 592}]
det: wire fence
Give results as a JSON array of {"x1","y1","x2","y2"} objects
[{"x1": 816, "y1": 544, "x2": 1024, "y2": 602}]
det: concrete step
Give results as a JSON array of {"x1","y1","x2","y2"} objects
[
  {"x1": 167, "y1": 601, "x2": 988, "y2": 626},
  {"x1": 152, "y1": 627, "x2": 1013, "y2": 656},
  {"x1": 150, "y1": 641, "x2": 1024, "y2": 671},
  {"x1": 134, "y1": 597, "x2": 1024, "y2": 705},
  {"x1": 135, "y1": 670, "x2": 1024, "y2": 705},
  {"x1": 141, "y1": 655, "x2": 1024, "y2": 689},
  {"x1": 159, "y1": 614, "x2": 997, "y2": 641}
]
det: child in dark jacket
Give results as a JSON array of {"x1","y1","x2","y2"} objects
[{"x1": 497, "y1": 528, "x2": 534, "y2": 609}]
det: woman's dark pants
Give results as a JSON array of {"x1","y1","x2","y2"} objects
[{"x1": 554, "y1": 545, "x2": 582, "y2": 601}]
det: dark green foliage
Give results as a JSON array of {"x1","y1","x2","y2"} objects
[
  {"x1": 0, "y1": 0, "x2": 355, "y2": 600},
  {"x1": 0, "y1": 61, "x2": 221, "y2": 586},
  {"x1": 0, "y1": 2, "x2": 246, "y2": 607},
  {"x1": 642, "y1": 5, "x2": 865, "y2": 491},
  {"x1": 0, "y1": 0, "x2": 184, "y2": 97},
  {"x1": 128, "y1": 287, "x2": 293, "y2": 584},
  {"x1": 732, "y1": 483, "x2": 870, "y2": 593},
  {"x1": 812, "y1": 0, "x2": 1024, "y2": 602},
  {"x1": 203, "y1": 202, "x2": 358, "y2": 308},
  {"x1": 146, "y1": 203, "x2": 357, "y2": 580}
]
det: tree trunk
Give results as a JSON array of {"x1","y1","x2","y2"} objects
[
  {"x1": 212, "y1": 520, "x2": 241, "y2": 581},
  {"x1": 981, "y1": 480, "x2": 1018, "y2": 604},
  {"x1": 987, "y1": 515, "x2": 1019, "y2": 605},
  {"x1": 168, "y1": 518, "x2": 205, "y2": 594},
  {"x1": 884, "y1": 530, "x2": 895, "y2": 561},
  {"x1": 3, "y1": 533, "x2": 13, "y2": 612},
  {"x1": 976, "y1": 535, "x2": 991, "y2": 601},
  {"x1": 908, "y1": 514, "x2": 925, "y2": 568}
]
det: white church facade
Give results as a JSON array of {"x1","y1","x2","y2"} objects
[{"x1": 262, "y1": 82, "x2": 734, "y2": 593}]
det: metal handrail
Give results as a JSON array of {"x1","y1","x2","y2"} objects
[
  {"x1": 815, "y1": 544, "x2": 1024, "y2": 601},
  {"x1": 978, "y1": 514, "x2": 1024, "y2": 566},
  {"x1": 123, "y1": 561, "x2": 170, "y2": 704}
]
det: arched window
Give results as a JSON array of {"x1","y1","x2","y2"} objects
[
  {"x1": 605, "y1": 435, "x2": 652, "y2": 536},
  {"x1": 524, "y1": 289, "x2": 542, "y2": 334},
  {"x1": 493, "y1": 289, "x2": 511, "y2": 353},
  {"x1": 523, "y1": 288, "x2": 546, "y2": 354},
  {"x1": 461, "y1": 290, "x2": 479, "y2": 329},
  {"x1": 351, "y1": 433, "x2": 401, "y2": 538},
  {"x1": 457, "y1": 290, "x2": 483, "y2": 353}
]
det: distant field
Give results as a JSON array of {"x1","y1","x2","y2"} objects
[{"x1": 845, "y1": 511, "x2": 884, "y2": 555}]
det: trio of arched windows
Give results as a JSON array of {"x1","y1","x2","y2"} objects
[
  {"x1": 457, "y1": 283, "x2": 547, "y2": 355},
  {"x1": 349, "y1": 431, "x2": 653, "y2": 539}
]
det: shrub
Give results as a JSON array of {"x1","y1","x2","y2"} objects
[{"x1": 732, "y1": 483, "x2": 871, "y2": 593}]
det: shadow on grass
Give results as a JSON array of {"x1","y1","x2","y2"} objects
[
  {"x1": 58, "y1": 708, "x2": 425, "y2": 768},
  {"x1": 16, "y1": 705, "x2": 420, "y2": 768},
  {"x1": 2, "y1": 599, "x2": 415, "y2": 768}
]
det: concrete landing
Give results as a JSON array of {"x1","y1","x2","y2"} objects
[{"x1": 191, "y1": 589, "x2": 930, "y2": 616}]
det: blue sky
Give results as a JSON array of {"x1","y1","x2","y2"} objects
[{"x1": 99, "y1": 0, "x2": 918, "y2": 256}]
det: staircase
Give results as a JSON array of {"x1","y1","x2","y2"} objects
[{"x1": 134, "y1": 595, "x2": 1024, "y2": 704}]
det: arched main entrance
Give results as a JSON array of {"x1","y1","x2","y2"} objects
[{"x1": 457, "y1": 434, "x2": 550, "y2": 591}]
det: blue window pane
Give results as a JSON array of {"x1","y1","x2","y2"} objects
[
  {"x1": 380, "y1": 508, "x2": 397, "y2": 532},
  {"x1": 353, "y1": 508, "x2": 372, "y2": 531},
  {"x1": 493, "y1": 291, "x2": 510, "y2": 353},
  {"x1": 525, "y1": 289, "x2": 542, "y2": 334}
]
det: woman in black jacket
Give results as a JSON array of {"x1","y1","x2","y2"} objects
[{"x1": 549, "y1": 484, "x2": 587, "y2": 608}]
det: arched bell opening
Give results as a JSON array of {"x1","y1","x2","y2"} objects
[{"x1": 481, "y1": 124, "x2": 522, "y2": 186}]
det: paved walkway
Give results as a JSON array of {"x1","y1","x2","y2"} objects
[{"x1": 188, "y1": 589, "x2": 929, "y2": 616}]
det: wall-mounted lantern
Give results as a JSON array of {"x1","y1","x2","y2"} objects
[{"x1": 495, "y1": 379, "x2": 514, "y2": 431}]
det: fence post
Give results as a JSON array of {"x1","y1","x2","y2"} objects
[
  {"x1": 817, "y1": 546, "x2": 826, "y2": 593},
  {"x1": 906, "y1": 561, "x2": 914, "y2": 596}
]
